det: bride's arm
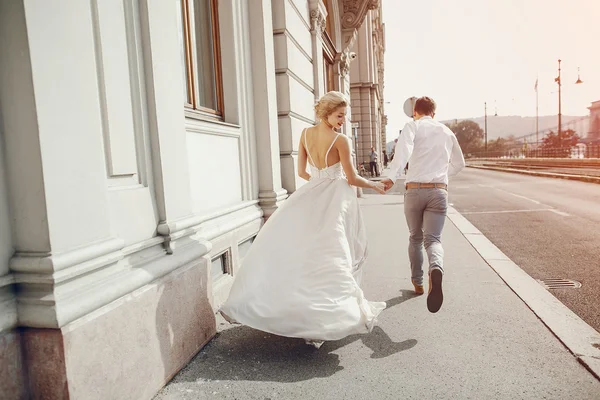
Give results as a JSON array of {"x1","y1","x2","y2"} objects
[
  {"x1": 337, "y1": 136, "x2": 385, "y2": 194},
  {"x1": 297, "y1": 130, "x2": 311, "y2": 181}
]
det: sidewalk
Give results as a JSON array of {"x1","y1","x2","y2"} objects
[{"x1": 155, "y1": 187, "x2": 600, "y2": 400}]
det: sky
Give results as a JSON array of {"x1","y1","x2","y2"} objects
[{"x1": 382, "y1": 0, "x2": 600, "y2": 141}]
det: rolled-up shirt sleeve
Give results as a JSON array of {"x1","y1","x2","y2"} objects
[{"x1": 385, "y1": 121, "x2": 415, "y2": 183}]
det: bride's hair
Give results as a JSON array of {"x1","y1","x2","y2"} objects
[{"x1": 314, "y1": 91, "x2": 350, "y2": 120}]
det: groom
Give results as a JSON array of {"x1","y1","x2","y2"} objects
[{"x1": 381, "y1": 97, "x2": 465, "y2": 313}]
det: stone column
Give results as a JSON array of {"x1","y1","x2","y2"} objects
[
  {"x1": 247, "y1": 0, "x2": 288, "y2": 218},
  {"x1": 1, "y1": 0, "x2": 123, "y2": 329},
  {"x1": 310, "y1": 1, "x2": 328, "y2": 102},
  {"x1": 0, "y1": 1, "x2": 125, "y2": 397},
  {"x1": 141, "y1": 1, "x2": 194, "y2": 226},
  {"x1": 0, "y1": 1, "x2": 214, "y2": 397}
]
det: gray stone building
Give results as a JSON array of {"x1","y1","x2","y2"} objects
[
  {"x1": 349, "y1": 2, "x2": 386, "y2": 175},
  {"x1": 0, "y1": 1, "x2": 384, "y2": 398}
]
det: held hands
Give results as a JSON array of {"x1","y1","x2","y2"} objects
[
  {"x1": 380, "y1": 178, "x2": 394, "y2": 191},
  {"x1": 371, "y1": 181, "x2": 386, "y2": 194}
]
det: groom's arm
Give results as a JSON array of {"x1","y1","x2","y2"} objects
[
  {"x1": 385, "y1": 122, "x2": 415, "y2": 183},
  {"x1": 448, "y1": 133, "x2": 465, "y2": 176}
]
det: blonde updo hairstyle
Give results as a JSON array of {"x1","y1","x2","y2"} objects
[{"x1": 314, "y1": 91, "x2": 350, "y2": 120}]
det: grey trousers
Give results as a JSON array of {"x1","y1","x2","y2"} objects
[{"x1": 404, "y1": 188, "x2": 448, "y2": 285}]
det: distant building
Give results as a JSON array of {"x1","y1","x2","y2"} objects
[
  {"x1": 350, "y1": 2, "x2": 386, "y2": 173},
  {"x1": 587, "y1": 100, "x2": 600, "y2": 143}
]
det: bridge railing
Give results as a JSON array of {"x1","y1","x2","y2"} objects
[{"x1": 467, "y1": 144, "x2": 600, "y2": 160}]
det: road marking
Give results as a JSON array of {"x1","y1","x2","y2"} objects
[
  {"x1": 493, "y1": 187, "x2": 542, "y2": 205},
  {"x1": 474, "y1": 185, "x2": 570, "y2": 217},
  {"x1": 505, "y1": 192, "x2": 542, "y2": 205},
  {"x1": 549, "y1": 209, "x2": 571, "y2": 217},
  {"x1": 460, "y1": 209, "x2": 569, "y2": 216}
]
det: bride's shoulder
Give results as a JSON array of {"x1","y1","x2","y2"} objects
[
  {"x1": 336, "y1": 133, "x2": 350, "y2": 142},
  {"x1": 335, "y1": 133, "x2": 351, "y2": 147},
  {"x1": 302, "y1": 125, "x2": 319, "y2": 135}
]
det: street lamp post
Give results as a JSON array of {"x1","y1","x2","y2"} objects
[
  {"x1": 555, "y1": 59, "x2": 562, "y2": 148},
  {"x1": 554, "y1": 60, "x2": 583, "y2": 152},
  {"x1": 484, "y1": 102, "x2": 488, "y2": 157}
]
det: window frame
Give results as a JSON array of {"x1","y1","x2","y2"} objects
[
  {"x1": 322, "y1": 35, "x2": 336, "y2": 92},
  {"x1": 178, "y1": 0, "x2": 224, "y2": 119}
]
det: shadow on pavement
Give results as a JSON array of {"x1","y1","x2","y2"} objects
[{"x1": 168, "y1": 291, "x2": 418, "y2": 384}]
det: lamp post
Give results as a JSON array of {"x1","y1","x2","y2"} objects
[
  {"x1": 483, "y1": 101, "x2": 497, "y2": 157},
  {"x1": 555, "y1": 60, "x2": 584, "y2": 150},
  {"x1": 555, "y1": 59, "x2": 562, "y2": 147},
  {"x1": 484, "y1": 102, "x2": 488, "y2": 157}
]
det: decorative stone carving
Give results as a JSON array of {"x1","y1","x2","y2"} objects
[
  {"x1": 310, "y1": 9, "x2": 327, "y2": 33},
  {"x1": 339, "y1": 50, "x2": 353, "y2": 78},
  {"x1": 340, "y1": 0, "x2": 380, "y2": 53},
  {"x1": 341, "y1": 0, "x2": 380, "y2": 30}
]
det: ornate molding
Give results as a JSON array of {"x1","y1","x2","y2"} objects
[
  {"x1": 258, "y1": 189, "x2": 289, "y2": 219},
  {"x1": 341, "y1": 0, "x2": 380, "y2": 30},
  {"x1": 12, "y1": 200, "x2": 264, "y2": 329},
  {"x1": 339, "y1": 50, "x2": 353, "y2": 78},
  {"x1": 340, "y1": 0, "x2": 380, "y2": 53},
  {"x1": 310, "y1": 9, "x2": 327, "y2": 34}
]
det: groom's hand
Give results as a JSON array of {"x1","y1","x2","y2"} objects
[{"x1": 381, "y1": 178, "x2": 394, "y2": 191}]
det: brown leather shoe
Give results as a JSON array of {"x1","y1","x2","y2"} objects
[
  {"x1": 427, "y1": 268, "x2": 444, "y2": 313},
  {"x1": 412, "y1": 279, "x2": 424, "y2": 295}
]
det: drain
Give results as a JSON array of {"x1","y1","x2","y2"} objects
[{"x1": 537, "y1": 278, "x2": 581, "y2": 290}]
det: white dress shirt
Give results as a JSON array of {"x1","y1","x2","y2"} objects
[{"x1": 386, "y1": 116, "x2": 465, "y2": 184}]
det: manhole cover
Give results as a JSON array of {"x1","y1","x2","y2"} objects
[{"x1": 537, "y1": 278, "x2": 581, "y2": 290}]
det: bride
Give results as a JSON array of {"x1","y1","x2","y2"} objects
[{"x1": 219, "y1": 91, "x2": 387, "y2": 347}]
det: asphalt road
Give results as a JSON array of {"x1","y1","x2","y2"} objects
[{"x1": 449, "y1": 167, "x2": 600, "y2": 333}]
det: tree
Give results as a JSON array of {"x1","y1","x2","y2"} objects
[
  {"x1": 486, "y1": 137, "x2": 509, "y2": 158},
  {"x1": 445, "y1": 120, "x2": 484, "y2": 157},
  {"x1": 540, "y1": 129, "x2": 579, "y2": 157}
]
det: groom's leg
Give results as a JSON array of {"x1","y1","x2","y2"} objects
[
  {"x1": 423, "y1": 188, "x2": 448, "y2": 313},
  {"x1": 422, "y1": 189, "x2": 448, "y2": 273},
  {"x1": 404, "y1": 189, "x2": 425, "y2": 286}
]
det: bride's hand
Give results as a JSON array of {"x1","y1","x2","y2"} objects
[{"x1": 372, "y1": 182, "x2": 386, "y2": 194}]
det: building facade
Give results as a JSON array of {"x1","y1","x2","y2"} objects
[
  {"x1": 0, "y1": 0, "x2": 382, "y2": 398},
  {"x1": 350, "y1": 2, "x2": 386, "y2": 174},
  {"x1": 587, "y1": 100, "x2": 600, "y2": 143}
]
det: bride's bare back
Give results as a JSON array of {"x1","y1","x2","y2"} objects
[{"x1": 303, "y1": 126, "x2": 341, "y2": 169}]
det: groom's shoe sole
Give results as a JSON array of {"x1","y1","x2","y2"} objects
[{"x1": 427, "y1": 269, "x2": 444, "y2": 313}]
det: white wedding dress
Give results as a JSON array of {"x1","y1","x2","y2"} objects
[{"x1": 219, "y1": 133, "x2": 386, "y2": 342}]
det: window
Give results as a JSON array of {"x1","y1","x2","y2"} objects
[
  {"x1": 211, "y1": 251, "x2": 231, "y2": 280},
  {"x1": 322, "y1": 1, "x2": 336, "y2": 93},
  {"x1": 238, "y1": 236, "x2": 255, "y2": 264},
  {"x1": 176, "y1": 0, "x2": 224, "y2": 118}
]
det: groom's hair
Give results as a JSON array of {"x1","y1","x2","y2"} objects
[{"x1": 414, "y1": 97, "x2": 436, "y2": 116}]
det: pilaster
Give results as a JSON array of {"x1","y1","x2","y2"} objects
[{"x1": 248, "y1": 0, "x2": 288, "y2": 218}]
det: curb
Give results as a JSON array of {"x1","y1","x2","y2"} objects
[
  {"x1": 447, "y1": 207, "x2": 600, "y2": 381},
  {"x1": 466, "y1": 165, "x2": 600, "y2": 184}
]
